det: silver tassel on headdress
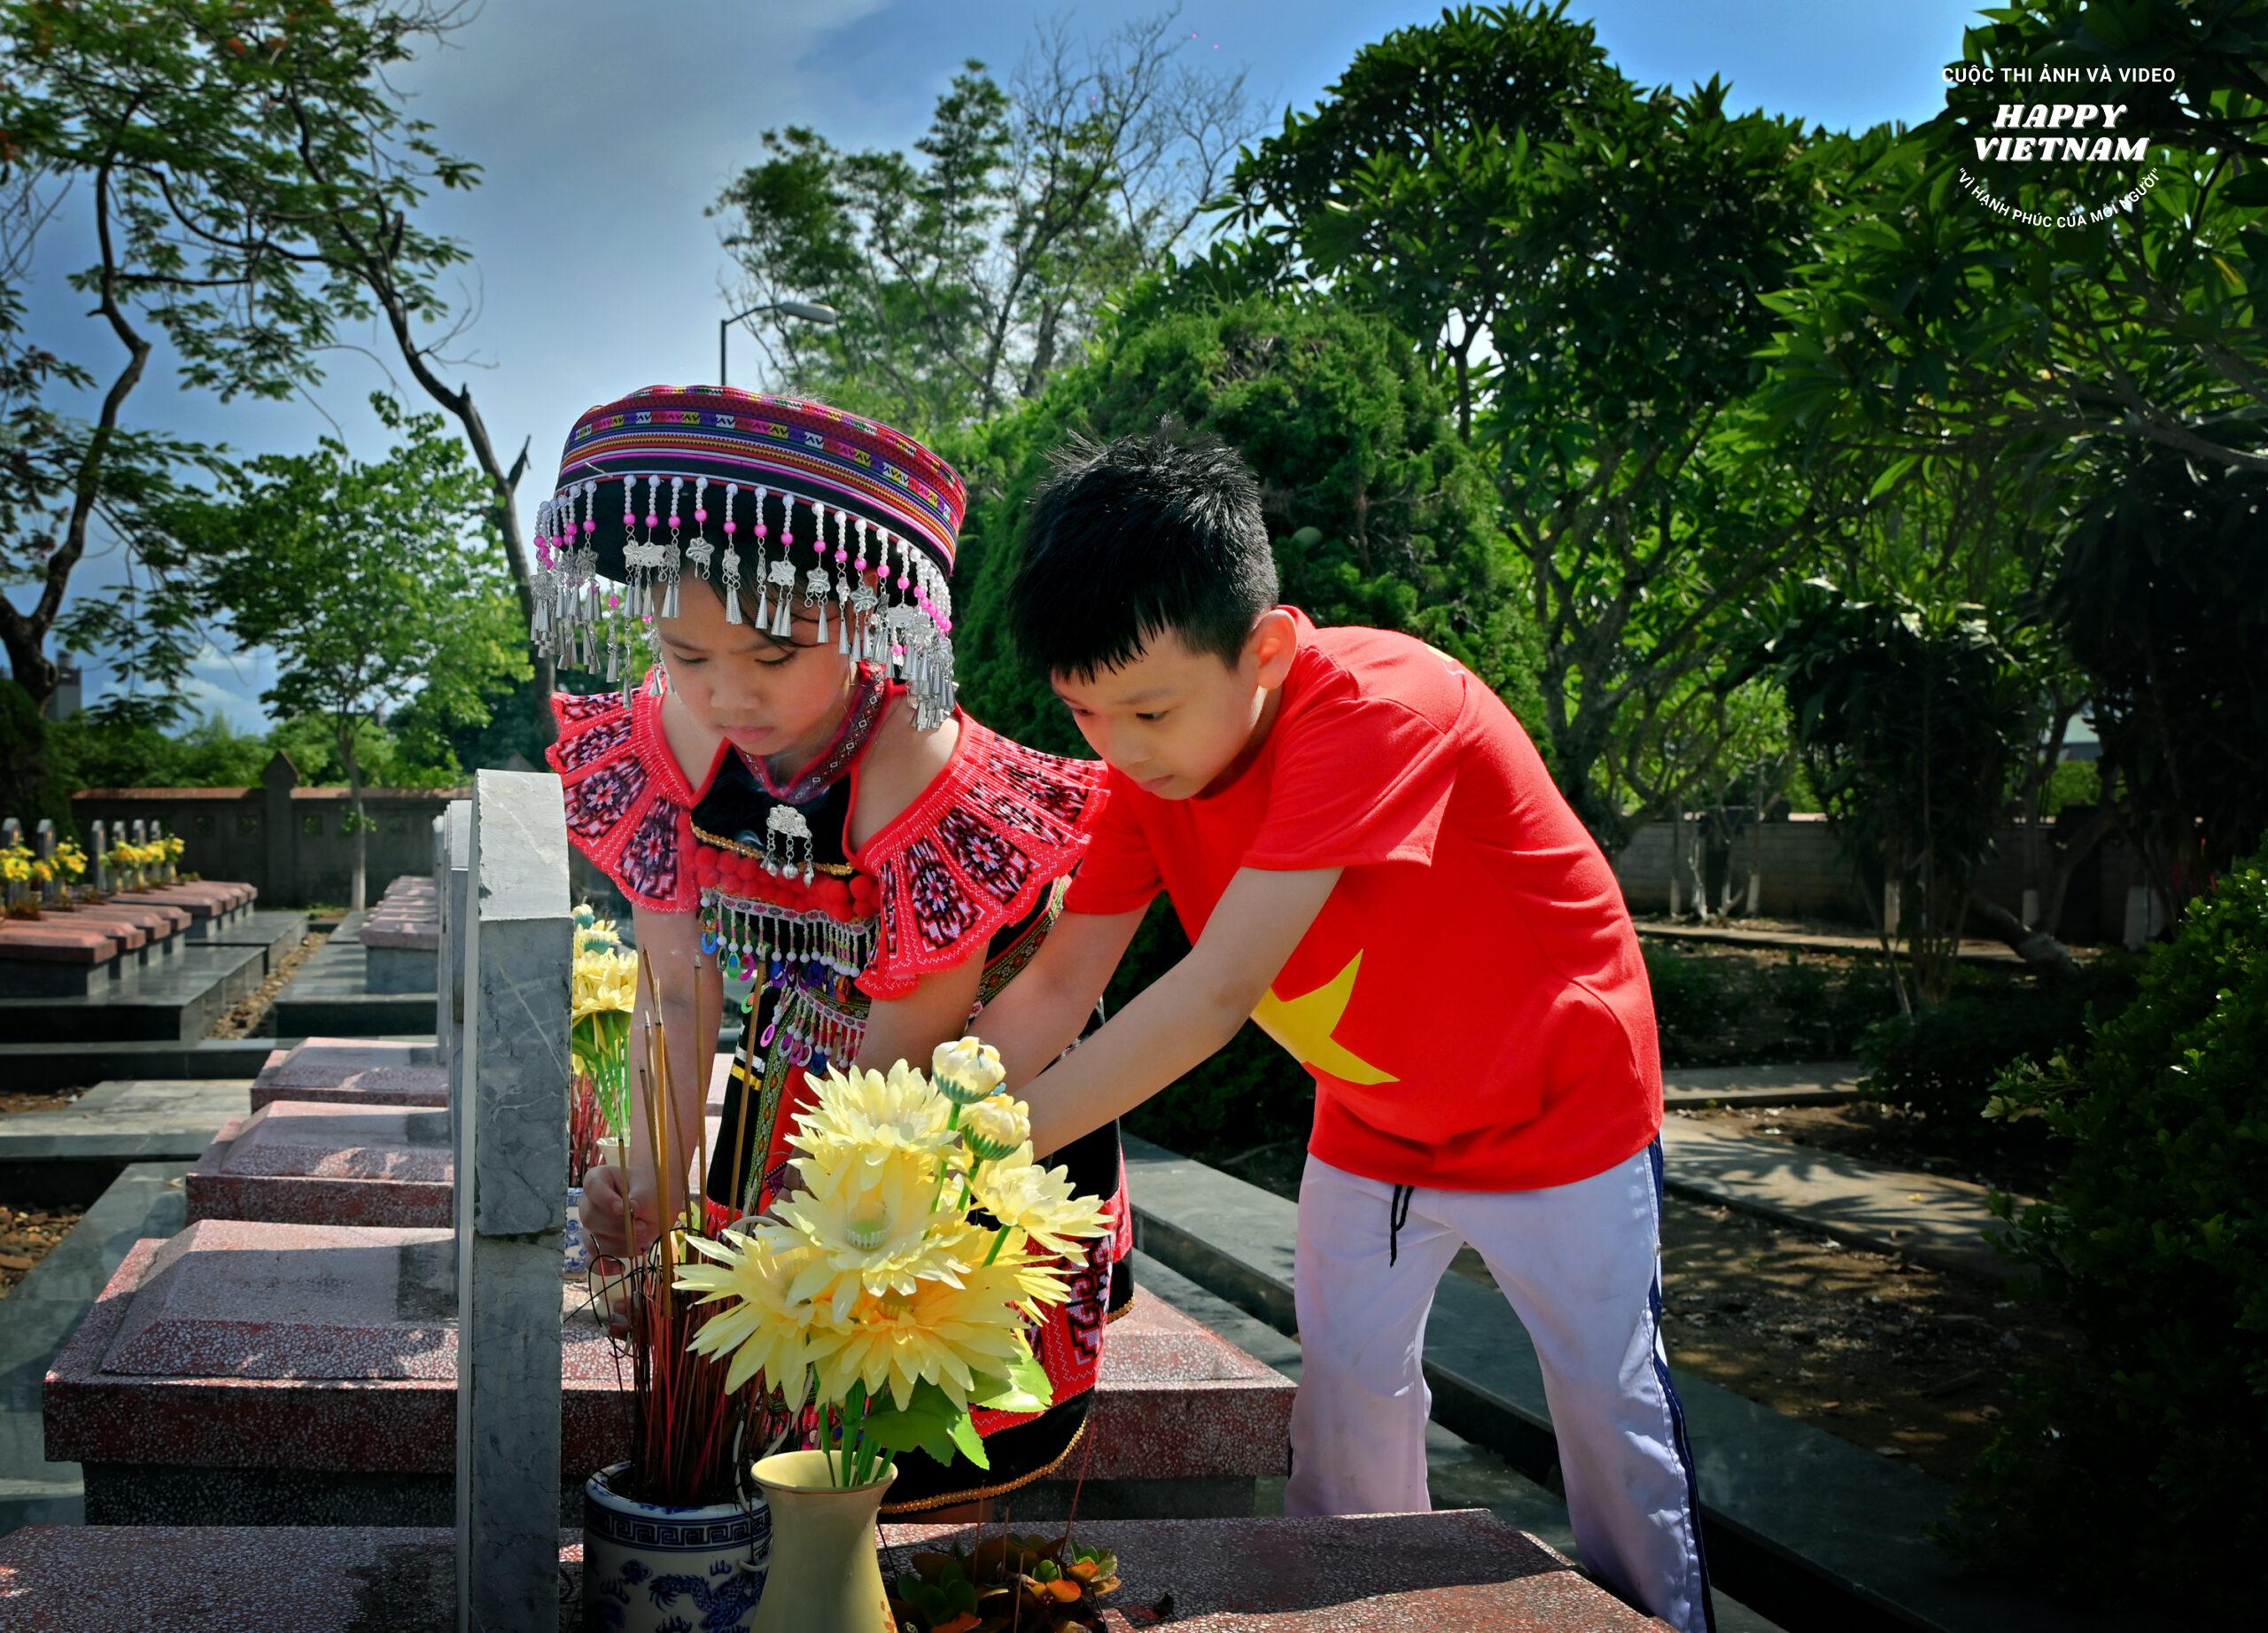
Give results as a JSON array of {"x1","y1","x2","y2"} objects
[
  {"x1": 660, "y1": 476, "x2": 684, "y2": 618},
  {"x1": 767, "y1": 492, "x2": 797, "y2": 640},
  {"x1": 687, "y1": 475, "x2": 715, "y2": 582},
  {"x1": 751, "y1": 486, "x2": 774, "y2": 629},
  {"x1": 804, "y1": 502, "x2": 831, "y2": 646},
  {"x1": 722, "y1": 484, "x2": 744, "y2": 623}
]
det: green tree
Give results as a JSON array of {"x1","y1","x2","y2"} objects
[
  {"x1": 1960, "y1": 844, "x2": 2268, "y2": 1619},
  {"x1": 711, "y1": 8, "x2": 1256, "y2": 438},
  {"x1": 2046, "y1": 445, "x2": 2268, "y2": 906},
  {"x1": 1748, "y1": 579, "x2": 2040, "y2": 1006},
  {"x1": 165, "y1": 400, "x2": 525, "y2": 907},
  {"x1": 1208, "y1": 3, "x2": 1846, "y2": 842},
  {"x1": 954, "y1": 292, "x2": 1545, "y2": 752},
  {"x1": 1, "y1": 1, "x2": 554, "y2": 740},
  {"x1": 1759, "y1": 0, "x2": 2267, "y2": 477}
]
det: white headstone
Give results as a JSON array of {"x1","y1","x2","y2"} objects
[
  {"x1": 89, "y1": 820, "x2": 109, "y2": 894},
  {"x1": 1, "y1": 819, "x2": 19, "y2": 913},
  {"x1": 455, "y1": 770, "x2": 571, "y2": 1633}
]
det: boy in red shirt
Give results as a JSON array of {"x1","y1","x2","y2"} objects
[{"x1": 976, "y1": 429, "x2": 1712, "y2": 1633}]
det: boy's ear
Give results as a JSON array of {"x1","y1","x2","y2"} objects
[{"x1": 1247, "y1": 609, "x2": 1299, "y2": 689}]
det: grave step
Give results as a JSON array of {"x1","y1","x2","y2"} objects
[
  {"x1": 45, "y1": 1223, "x2": 1293, "y2": 1527},
  {"x1": 0, "y1": 1510, "x2": 1655, "y2": 1633},
  {"x1": 0, "y1": 1036, "x2": 431, "y2": 1096},
  {"x1": 0, "y1": 1083, "x2": 245, "y2": 1207},
  {"x1": 1123, "y1": 1134, "x2": 2128, "y2": 1633},
  {"x1": 0, "y1": 941, "x2": 269, "y2": 1042},
  {"x1": 268, "y1": 910, "x2": 437, "y2": 1037},
  {"x1": 0, "y1": 1162, "x2": 190, "y2": 1540},
  {"x1": 250, "y1": 1036, "x2": 448, "y2": 1110},
  {"x1": 1662, "y1": 1061, "x2": 1863, "y2": 1108},
  {"x1": 187, "y1": 1100, "x2": 454, "y2": 1229},
  {"x1": 1658, "y1": 1120, "x2": 2020, "y2": 1280}
]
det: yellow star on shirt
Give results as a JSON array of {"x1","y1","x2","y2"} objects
[{"x1": 1252, "y1": 952, "x2": 1399, "y2": 1086}]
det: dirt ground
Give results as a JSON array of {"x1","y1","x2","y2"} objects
[
  {"x1": 206, "y1": 926, "x2": 331, "y2": 1038},
  {"x1": 1671, "y1": 1100, "x2": 2067, "y2": 1201},
  {"x1": 1212, "y1": 1140, "x2": 2070, "y2": 1486},
  {"x1": 0, "y1": 1201, "x2": 86, "y2": 1301}
]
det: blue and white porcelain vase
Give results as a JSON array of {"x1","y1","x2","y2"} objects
[
  {"x1": 583, "y1": 1460, "x2": 770, "y2": 1633},
  {"x1": 563, "y1": 1186, "x2": 589, "y2": 1276}
]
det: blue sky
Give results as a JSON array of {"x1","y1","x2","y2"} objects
[{"x1": 19, "y1": 0, "x2": 1987, "y2": 729}]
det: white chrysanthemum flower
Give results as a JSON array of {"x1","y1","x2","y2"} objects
[
  {"x1": 931, "y1": 1036, "x2": 1006, "y2": 1107},
  {"x1": 959, "y1": 1093, "x2": 1031, "y2": 1163}
]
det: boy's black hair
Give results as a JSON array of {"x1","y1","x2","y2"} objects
[{"x1": 1008, "y1": 424, "x2": 1278, "y2": 680}]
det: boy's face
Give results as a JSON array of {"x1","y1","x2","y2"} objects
[
  {"x1": 654, "y1": 579, "x2": 854, "y2": 761},
  {"x1": 1052, "y1": 611, "x2": 1298, "y2": 799}
]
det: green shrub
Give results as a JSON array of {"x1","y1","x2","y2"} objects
[
  {"x1": 1948, "y1": 845, "x2": 2268, "y2": 1616},
  {"x1": 1643, "y1": 945, "x2": 1894, "y2": 1068},
  {"x1": 1857, "y1": 963, "x2": 2135, "y2": 1137}
]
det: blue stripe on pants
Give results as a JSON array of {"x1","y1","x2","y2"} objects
[{"x1": 1648, "y1": 1136, "x2": 1717, "y2": 1633}]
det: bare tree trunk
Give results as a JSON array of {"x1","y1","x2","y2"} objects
[
  {"x1": 340, "y1": 723, "x2": 368, "y2": 913},
  {"x1": 1964, "y1": 893, "x2": 2080, "y2": 977}
]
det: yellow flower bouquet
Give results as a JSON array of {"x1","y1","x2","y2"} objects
[
  {"x1": 568, "y1": 905, "x2": 637, "y2": 1185},
  {"x1": 674, "y1": 1038, "x2": 1112, "y2": 1488}
]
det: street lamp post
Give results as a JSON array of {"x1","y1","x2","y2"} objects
[{"x1": 719, "y1": 300, "x2": 839, "y2": 387}]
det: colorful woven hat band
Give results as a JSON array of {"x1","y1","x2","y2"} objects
[{"x1": 529, "y1": 385, "x2": 967, "y2": 731}]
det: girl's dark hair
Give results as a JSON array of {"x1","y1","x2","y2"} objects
[{"x1": 1008, "y1": 424, "x2": 1278, "y2": 680}]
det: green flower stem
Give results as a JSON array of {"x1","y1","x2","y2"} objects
[
  {"x1": 983, "y1": 1226, "x2": 1010, "y2": 1267},
  {"x1": 928, "y1": 1105, "x2": 965, "y2": 1216}
]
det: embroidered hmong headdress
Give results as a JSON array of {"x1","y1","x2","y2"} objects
[{"x1": 530, "y1": 384, "x2": 967, "y2": 730}]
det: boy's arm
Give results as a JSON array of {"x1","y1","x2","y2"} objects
[
  {"x1": 1023, "y1": 867, "x2": 1341, "y2": 1155},
  {"x1": 975, "y1": 906, "x2": 1147, "y2": 1099}
]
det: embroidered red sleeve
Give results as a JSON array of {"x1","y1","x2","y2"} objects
[
  {"x1": 854, "y1": 721, "x2": 1106, "y2": 1000},
  {"x1": 544, "y1": 680, "x2": 698, "y2": 913}
]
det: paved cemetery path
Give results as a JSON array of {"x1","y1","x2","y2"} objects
[
  {"x1": 1662, "y1": 1061, "x2": 1862, "y2": 1108},
  {"x1": 1657, "y1": 1118, "x2": 2020, "y2": 1281}
]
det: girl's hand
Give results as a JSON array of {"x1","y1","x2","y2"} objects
[{"x1": 580, "y1": 1162, "x2": 659, "y2": 1262}]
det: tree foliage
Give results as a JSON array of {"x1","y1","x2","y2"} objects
[
  {"x1": 712, "y1": 7, "x2": 1257, "y2": 438},
  {"x1": 1199, "y1": 3, "x2": 1843, "y2": 840},
  {"x1": 0, "y1": 0, "x2": 552, "y2": 739},
  {"x1": 1746, "y1": 579, "x2": 2040, "y2": 1004},
  {"x1": 1759, "y1": 0, "x2": 2268, "y2": 476},
  {"x1": 159, "y1": 398, "x2": 524, "y2": 904},
  {"x1": 1957, "y1": 844, "x2": 2268, "y2": 1618},
  {"x1": 953, "y1": 292, "x2": 1544, "y2": 755}
]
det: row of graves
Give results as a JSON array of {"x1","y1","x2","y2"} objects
[
  {"x1": 0, "y1": 816, "x2": 304, "y2": 1056},
  {"x1": 0, "y1": 774, "x2": 1658, "y2": 1630}
]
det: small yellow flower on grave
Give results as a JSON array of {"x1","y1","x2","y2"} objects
[
  {"x1": 931, "y1": 1036, "x2": 1006, "y2": 1106},
  {"x1": 812, "y1": 1257, "x2": 1042, "y2": 1412},
  {"x1": 677, "y1": 1230, "x2": 842, "y2": 1404},
  {"x1": 54, "y1": 842, "x2": 87, "y2": 881},
  {"x1": 959, "y1": 1093, "x2": 1030, "y2": 1163},
  {"x1": 973, "y1": 1148, "x2": 1115, "y2": 1260},
  {"x1": 0, "y1": 844, "x2": 31, "y2": 884}
]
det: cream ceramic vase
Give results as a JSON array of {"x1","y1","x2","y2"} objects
[{"x1": 747, "y1": 1450, "x2": 897, "y2": 1633}]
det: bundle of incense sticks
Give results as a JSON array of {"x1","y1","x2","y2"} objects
[{"x1": 604, "y1": 952, "x2": 792, "y2": 1507}]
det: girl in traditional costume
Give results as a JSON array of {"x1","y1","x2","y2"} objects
[{"x1": 537, "y1": 385, "x2": 1129, "y2": 1513}]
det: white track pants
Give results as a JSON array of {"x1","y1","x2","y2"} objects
[{"x1": 1285, "y1": 1141, "x2": 1713, "y2": 1633}]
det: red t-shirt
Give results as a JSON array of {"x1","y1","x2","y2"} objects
[{"x1": 1065, "y1": 610, "x2": 1662, "y2": 1191}]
